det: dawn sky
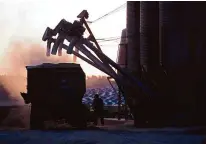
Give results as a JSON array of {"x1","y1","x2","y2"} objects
[{"x1": 0, "y1": 0, "x2": 126, "y2": 76}]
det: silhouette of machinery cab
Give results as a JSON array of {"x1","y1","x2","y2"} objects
[{"x1": 21, "y1": 63, "x2": 88, "y2": 129}]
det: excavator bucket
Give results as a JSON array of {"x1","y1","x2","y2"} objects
[
  {"x1": 51, "y1": 36, "x2": 64, "y2": 55},
  {"x1": 46, "y1": 40, "x2": 52, "y2": 56},
  {"x1": 42, "y1": 27, "x2": 53, "y2": 41},
  {"x1": 67, "y1": 37, "x2": 79, "y2": 54}
]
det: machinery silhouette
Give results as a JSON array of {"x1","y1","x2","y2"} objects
[{"x1": 21, "y1": 10, "x2": 153, "y2": 129}]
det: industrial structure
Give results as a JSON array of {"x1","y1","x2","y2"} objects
[
  {"x1": 21, "y1": 2, "x2": 206, "y2": 129},
  {"x1": 120, "y1": 1, "x2": 206, "y2": 127}
]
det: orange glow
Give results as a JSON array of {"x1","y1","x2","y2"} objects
[{"x1": 0, "y1": 40, "x2": 109, "y2": 104}]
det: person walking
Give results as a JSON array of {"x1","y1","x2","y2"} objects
[{"x1": 92, "y1": 94, "x2": 104, "y2": 126}]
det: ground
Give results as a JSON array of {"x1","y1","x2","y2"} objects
[
  {"x1": 0, "y1": 128, "x2": 206, "y2": 144},
  {"x1": 0, "y1": 106, "x2": 206, "y2": 144}
]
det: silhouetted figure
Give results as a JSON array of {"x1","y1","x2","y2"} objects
[
  {"x1": 92, "y1": 94, "x2": 104, "y2": 126},
  {"x1": 123, "y1": 105, "x2": 129, "y2": 121}
]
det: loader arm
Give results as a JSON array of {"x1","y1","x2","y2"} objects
[{"x1": 42, "y1": 10, "x2": 155, "y2": 124}]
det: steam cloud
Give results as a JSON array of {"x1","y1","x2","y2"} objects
[{"x1": 0, "y1": 40, "x2": 73, "y2": 105}]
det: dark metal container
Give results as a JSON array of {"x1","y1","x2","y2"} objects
[{"x1": 22, "y1": 63, "x2": 88, "y2": 129}]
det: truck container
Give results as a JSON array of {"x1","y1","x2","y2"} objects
[{"x1": 21, "y1": 63, "x2": 89, "y2": 129}]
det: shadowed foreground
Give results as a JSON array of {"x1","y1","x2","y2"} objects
[
  {"x1": 0, "y1": 129, "x2": 206, "y2": 144},
  {"x1": 0, "y1": 106, "x2": 206, "y2": 144}
]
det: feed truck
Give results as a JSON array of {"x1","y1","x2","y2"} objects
[
  {"x1": 21, "y1": 10, "x2": 154, "y2": 129},
  {"x1": 21, "y1": 63, "x2": 90, "y2": 129}
]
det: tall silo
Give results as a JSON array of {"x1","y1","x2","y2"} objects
[
  {"x1": 159, "y1": 2, "x2": 187, "y2": 126},
  {"x1": 117, "y1": 28, "x2": 127, "y2": 69},
  {"x1": 140, "y1": 1, "x2": 160, "y2": 74},
  {"x1": 126, "y1": 1, "x2": 140, "y2": 76},
  {"x1": 159, "y1": 2, "x2": 204, "y2": 126},
  {"x1": 159, "y1": 2, "x2": 188, "y2": 72},
  {"x1": 139, "y1": 1, "x2": 161, "y2": 126},
  {"x1": 187, "y1": 2, "x2": 206, "y2": 126},
  {"x1": 126, "y1": 2, "x2": 143, "y2": 127}
]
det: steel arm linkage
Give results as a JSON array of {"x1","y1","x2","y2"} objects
[{"x1": 42, "y1": 10, "x2": 154, "y2": 107}]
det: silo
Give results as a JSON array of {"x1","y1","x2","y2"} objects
[
  {"x1": 126, "y1": 1, "x2": 141, "y2": 127},
  {"x1": 126, "y1": 1, "x2": 140, "y2": 75},
  {"x1": 140, "y1": 2, "x2": 159, "y2": 74},
  {"x1": 117, "y1": 28, "x2": 127, "y2": 68},
  {"x1": 159, "y1": 2, "x2": 201, "y2": 126},
  {"x1": 187, "y1": 2, "x2": 206, "y2": 126},
  {"x1": 159, "y1": 2, "x2": 188, "y2": 73},
  {"x1": 139, "y1": 2, "x2": 163, "y2": 127}
]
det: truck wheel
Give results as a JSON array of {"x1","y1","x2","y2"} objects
[{"x1": 30, "y1": 105, "x2": 45, "y2": 130}]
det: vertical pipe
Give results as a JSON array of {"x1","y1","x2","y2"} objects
[{"x1": 126, "y1": 1, "x2": 140, "y2": 75}]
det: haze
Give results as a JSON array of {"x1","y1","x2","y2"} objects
[
  {"x1": 0, "y1": 0, "x2": 126, "y2": 105},
  {"x1": 0, "y1": 0, "x2": 126, "y2": 76}
]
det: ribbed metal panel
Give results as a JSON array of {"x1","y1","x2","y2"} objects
[
  {"x1": 159, "y1": 2, "x2": 206, "y2": 126},
  {"x1": 159, "y1": 2, "x2": 187, "y2": 72},
  {"x1": 189, "y1": 2, "x2": 206, "y2": 126},
  {"x1": 126, "y1": 1, "x2": 140, "y2": 73},
  {"x1": 140, "y1": 2, "x2": 159, "y2": 73},
  {"x1": 184, "y1": 2, "x2": 206, "y2": 66},
  {"x1": 159, "y1": 2, "x2": 188, "y2": 124}
]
